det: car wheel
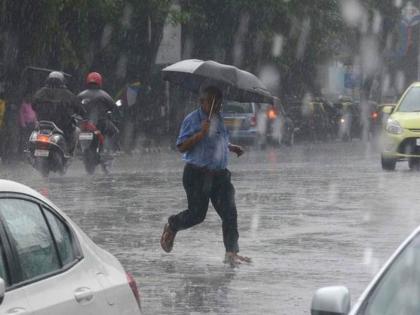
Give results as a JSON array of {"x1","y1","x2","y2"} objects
[
  {"x1": 409, "y1": 158, "x2": 420, "y2": 171},
  {"x1": 381, "y1": 155, "x2": 396, "y2": 171}
]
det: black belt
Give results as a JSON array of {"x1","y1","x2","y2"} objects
[{"x1": 186, "y1": 163, "x2": 227, "y2": 175}]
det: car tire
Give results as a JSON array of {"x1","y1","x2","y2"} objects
[
  {"x1": 381, "y1": 155, "x2": 396, "y2": 171},
  {"x1": 408, "y1": 158, "x2": 420, "y2": 171}
]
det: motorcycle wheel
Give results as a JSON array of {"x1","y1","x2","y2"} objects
[
  {"x1": 83, "y1": 149, "x2": 98, "y2": 175},
  {"x1": 36, "y1": 158, "x2": 50, "y2": 178},
  {"x1": 52, "y1": 151, "x2": 65, "y2": 175}
]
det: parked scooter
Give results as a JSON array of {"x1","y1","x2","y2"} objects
[{"x1": 26, "y1": 121, "x2": 70, "y2": 177}]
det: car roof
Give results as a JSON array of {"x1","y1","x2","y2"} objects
[{"x1": 0, "y1": 179, "x2": 55, "y2": 207}]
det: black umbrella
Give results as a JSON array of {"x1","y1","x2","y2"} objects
[{"x1": 162, "y1": 59, "x2": 273, "y2": 104}]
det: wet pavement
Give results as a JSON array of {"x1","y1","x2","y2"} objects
[{"x1": 2, "y1": 140, "x2": 420, "y2": 314}]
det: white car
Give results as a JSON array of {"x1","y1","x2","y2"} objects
[
  {"x1": 311, "y1": 226, "x2": 420, "y2": 315},
  {"x1": 0, "y1": 180, "x2": 141, "y2": 314}
]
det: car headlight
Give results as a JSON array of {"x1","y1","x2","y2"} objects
[{"x1": 386, "y1": 118, "x2": 403, "y2": 134}]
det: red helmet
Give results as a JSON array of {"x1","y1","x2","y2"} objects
[{"x1": 86, "y1": 72, "x2": 103, "y2": 87}]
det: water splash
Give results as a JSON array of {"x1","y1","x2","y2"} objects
[
  {"x1": 121, "y1": 4, "x2": 134, "y2": 28},
  {"x1": 233, "y1": 12, "x2": 250, "y2": 67},
  {"x1": 396, "y1": 71, "x2": 406, "y2": 94},
  {"x1": 272, "y1": 34, "x2": 284, "y2": 58},
  {"x1": 341, "y1": 0, "x2": 364, "y2": 28},
  {"x1": 101, "y1": 25, "x2": 113, "y2": 49},
  {"x1": 296, "y1": 17, "x2": 311, "y2": 59},
  {"x1": 116, "y1": 54, "x2": 128, "y2": 79}
]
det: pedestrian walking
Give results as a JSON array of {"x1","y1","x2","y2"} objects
[{"x1": 160, "y1": 85, "x2": 251, "y2": 266}]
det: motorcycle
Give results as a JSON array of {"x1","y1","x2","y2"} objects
[
  {"x1": 26, "y1": 121, "x2": 69, "y2": 177},
  {"x1": 78, "y1": 118, "x2": 111, "y2": 175}
]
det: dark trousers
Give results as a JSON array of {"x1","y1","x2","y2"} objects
[{"x1": 169, "y1": 163, "x2": 239, "y2": 253}]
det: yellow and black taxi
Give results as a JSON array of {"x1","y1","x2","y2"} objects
[{"x1": 381, "y1": 82, "x2": 420, "y2": 170}]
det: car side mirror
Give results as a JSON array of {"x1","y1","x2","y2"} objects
[
  {"x1": 311, "y1": 286, "x2": 350, "y2": 315},
  {"x1": 382, "y1": 105, "x2": 396, "y2": 114},
  {"x1": 0, "y1": 278, "x2": 5, "y2": 304}
]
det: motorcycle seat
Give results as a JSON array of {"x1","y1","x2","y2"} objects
[{"x1": 38, "y1": 121, "x2": 65, "y2": 136}]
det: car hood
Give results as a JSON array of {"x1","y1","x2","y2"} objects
[{"x1": 391, "y1": 112, "x2": 420, "y2": 128}]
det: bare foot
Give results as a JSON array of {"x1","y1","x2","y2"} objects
[{"x1": 224, "y1": 252, "x2": 252, "y2": 267}]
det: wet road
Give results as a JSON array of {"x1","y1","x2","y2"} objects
[{"x1": 2, "y1": 140, "x2": 420, "y2": 314}]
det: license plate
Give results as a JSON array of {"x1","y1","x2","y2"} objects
[
  {"x1": 34, "y1": 149, "x2": 49, "y2": 157},
  {"x1": 79, "y1": 133, "x2": 94, "y2": 140},
  {"x1": 224, "y1": 119, "x2": 241, "y2": 128},
  {"x1": 224, "y1": 119, "x2": 234, "y2": 127},
  {"x1": 416, "y1": 139, "x2": 420, "y2": 146}
]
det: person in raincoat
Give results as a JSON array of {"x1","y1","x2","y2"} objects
[
  {"x1": 160, "y1": 85, "x2": 251, "y2": 266},
  {"x1": 77, "y1": 72, "x2": 119, "y2": 151},
  {"x1": 32, "y1": 71, "x2": 83, "y2": 155}
]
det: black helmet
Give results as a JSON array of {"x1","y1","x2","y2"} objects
[{"x1": 46, "y1": 71, "x2": 65, "y2": 88}]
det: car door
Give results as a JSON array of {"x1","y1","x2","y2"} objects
[
  {"x1": 0, "y1": 231, "x2": 32, "y2": 315},
  {"x1": 0, "y1": 197, "x2": 110, "y2": 315}
]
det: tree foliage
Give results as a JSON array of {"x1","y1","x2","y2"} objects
[{"x1": 0, "y1": 0, "x2": 410, "y2": 102}]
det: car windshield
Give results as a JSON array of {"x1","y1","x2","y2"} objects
[
  {"x1": 397, "y1": 87, "x2": 420, "y2": 112},
  {"x1": 223, "y1": 102, "x2": 253, "y2": 114},
  {"x1": 358, "y1": 232, "x2": 420, "y2": 315}
]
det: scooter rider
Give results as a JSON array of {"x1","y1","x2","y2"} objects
[
  {"x1": 32, "y1": 71, "x2": 83, "y2": 156},
  {"x1": 77, "y1": 72, "x2": 119, "y2": 148}
]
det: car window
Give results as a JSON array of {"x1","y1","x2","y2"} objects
[
  {"x1": 398, "y1": 87, "x2": 420, "y2": 112},
  {"x1": 44, "y1": 209, "x2": 76, "y2": 266},
  {"x1": 358, "y1": 234, "x2": 420, "y2": 315},
  {"x1": 0, "y1": 199, "x2": 60, "y2": 281},
  {"x1": 223, "y1": 102, "x2": 253, "y2": 113}
]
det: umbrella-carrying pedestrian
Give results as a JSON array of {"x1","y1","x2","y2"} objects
[{"x1": 160, "y1": 86, "x2": 251, "y2": 266}]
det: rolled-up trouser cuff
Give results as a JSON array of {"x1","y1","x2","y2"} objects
[
  {"x1": 225, "y1": 244, "x2": 239, "y2": 253},
  {"x1": 168, "y1": 215, "x2": 179, "y2": 232}
]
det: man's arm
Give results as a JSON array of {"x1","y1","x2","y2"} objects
[
  {"x1": 102, "y1": 91, "x2": 116, "y2": 112},
  {"x1": 228, "y1": 143, "x2": 244, "y2": 157},
  {"x1": 177, "y1": 120, "x2": 209, "y2": 153}
]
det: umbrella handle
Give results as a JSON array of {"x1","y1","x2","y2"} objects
[{"x1": 209, "y1": 96, "x2": 216, "y2": 120}]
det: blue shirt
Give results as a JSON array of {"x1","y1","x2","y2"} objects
[{"x1": 176, "y1": 107, "x2": 229, "y2": 170}]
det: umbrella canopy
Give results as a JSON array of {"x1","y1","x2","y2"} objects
[{"x1": 162, "y1": 59, "x2": 273, "y2": 103}]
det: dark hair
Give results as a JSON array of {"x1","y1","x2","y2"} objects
[{"x1": 200, "y1": 86, "x2": 223, "y2": 102}]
